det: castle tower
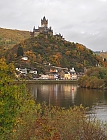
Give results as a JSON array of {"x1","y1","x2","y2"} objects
[
  {"x1": 41, "y1": 16, "x2": 48, "y2": 27},
  {"x1": 30, "y1": 16, "x2": 53, "y2": 37}
]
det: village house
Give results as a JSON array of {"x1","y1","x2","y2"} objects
[
  {"x1": 70, "y1": 67, "x2": 77, "y2": 80},
  {"x1": 21, "y1": 56, "x2": 28, "y2": 61},
  {"x1": 64, "y1": 71, "x2": 71, "y2": 80},
  {"x1": 16, "y1": 68, "x2": 27, "y2": 75},
  {"x1": 29, "y1": 69, "x2": 37, "y2": 75},
  {"x1": 15, "y1": 56, "x2": 77, "y2": 80}
]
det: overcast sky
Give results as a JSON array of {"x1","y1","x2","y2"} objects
[{"x1": 0, "y1": 0, "x2": 107, "y2": 51}]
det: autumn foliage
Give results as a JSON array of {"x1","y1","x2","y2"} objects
[
  {"x1": 78, "y1": 67, "x2": 107, "y2": 89},
  {"x1": 6, "y1": 104, "x2": 107, "y2": 140},
  {"x1": 3, "y1": 34, "x2": 106, "y2": 73}
]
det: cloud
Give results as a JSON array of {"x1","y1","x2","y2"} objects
[{"x1": 0, "y1": 0, "x2": 107, "y2": 51}]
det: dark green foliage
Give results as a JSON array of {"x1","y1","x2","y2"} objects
[{"x1": 17, "y1": 46, "x2": 24, "y2": 57}]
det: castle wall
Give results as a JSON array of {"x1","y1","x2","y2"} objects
[{"x1": 34, "y1": 32, "x2": 39, "y2": 37}]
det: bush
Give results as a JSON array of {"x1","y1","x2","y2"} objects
[
  {"x1": 78, "y1": 67, "x2": 107, "y2": 89},
  {"x1": 10, "y1": 104, "x2": 107, "y2": 140}
]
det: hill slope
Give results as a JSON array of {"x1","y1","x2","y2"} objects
[
  {"x1": 6, "y1": 34, "x2": 105, "y2": 73},
  {"x1": 0, "y1": 28, "x2": 30, "y2": 49}
]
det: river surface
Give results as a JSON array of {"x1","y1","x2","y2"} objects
[{"x1": 28, "y1": 83, "x2": 107, "y2": 122}]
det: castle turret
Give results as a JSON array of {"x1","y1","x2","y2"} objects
[{"x1": 41, "y1": 16, "x2": 48, "y2": 27}]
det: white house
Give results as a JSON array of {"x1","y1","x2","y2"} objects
[
  {"x1": 16, "y1": 68, "x2": 27, "y2": 74},
  {"x1": 29, "y1": 69, "x2": 37, "y2": 74},
  {"x1": 21, "y1": 56, "x2": 28, "y2": 61}
]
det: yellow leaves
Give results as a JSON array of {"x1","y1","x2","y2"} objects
[
  {"x1": 0, "y1": 58, "x2": 14, "y2": 72},
  {"x1": 0, "y1": 58, "x2": 15, "y2": 81},
  {"x1": 84, "y1": 60, "x2": 87, "y2": 66},
  {"x1": 8, "y1": 63, "x2": 15, "y2": 72},
  {"x1": 13, "y1": 129, "x2": 17, "y2": 133},
  {"x1": 25, "y1": 50, "x2": 36, "y2": 62},
  {"x1": 49, "y1": 52, "x2": 62, "y2": 66},
  {"x1": 65, "y1": 51, "x2": 71, "y2": 55},
  {"x1": 76, "y1": 43, "x2": 85, "y2": 51},
  {"x1": 0, "y1": 58, "x2": 8, "y2": 71},
  {"x1": 25, "y1": 50, "x2": 33, "y2": 55}
]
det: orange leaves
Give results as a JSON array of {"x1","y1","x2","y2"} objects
[
  {"x1": 76, "y1": 43, "x2": 85, "y2": 51},
  {"x1": 25, "y1": 50, "x2": 36, "y2": 62},
  {"x1": 65, "y1": 51, "x2": 71, "y2": 56},
  {"x1": 49, "y1": 52, "x2": 62, "y2": 66}
]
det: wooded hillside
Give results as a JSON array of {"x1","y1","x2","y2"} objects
[{"x1": 5, "y1": 34, "x2": 106, "y2": 72}]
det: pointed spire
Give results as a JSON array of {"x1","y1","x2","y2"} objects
[{"x1": 43, "y1": 16, "x2": 46, "y2": 21}]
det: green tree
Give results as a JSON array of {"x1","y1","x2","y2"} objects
[
  {"x1": 17, "y1": 46, "x2": 24, "y2": 57},
  {"x1": 0, "y1": 58, "x2": 36, "y2": 140}
]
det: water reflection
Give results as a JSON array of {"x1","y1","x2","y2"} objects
[
  {"x1": 28, "y1": 84, "x2": 107, "y2": 121},
  {"x1": 28, "y1": 84, "x2": 78, "y2": 107}
]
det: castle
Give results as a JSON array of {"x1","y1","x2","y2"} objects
[
  {"x1": 30, "y1": 16, "x2": 64, "y2": 40},
  {"x1": 30, "y1": 16, "x2": 53, "y2": 37}
]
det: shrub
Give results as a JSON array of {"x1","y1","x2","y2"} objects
[
  {"x1": 78, "y1": 67, "x2": 107, "y2": 89},
  {"x1": 11, "y1": 104, "x2": 107, "y2": 140}
]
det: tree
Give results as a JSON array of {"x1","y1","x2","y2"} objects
[
  {"x1": 17, "y1": 46, "x2": 24, "y2": 57},
  {"x1": 0, "y1": 58, "x2": 35, "y2": 140}
]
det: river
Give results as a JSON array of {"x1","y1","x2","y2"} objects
[{"x1": 28, "y1": 83, "x2": 107, "y2": 122}]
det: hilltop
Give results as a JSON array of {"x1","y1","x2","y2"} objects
[{"x1": 5, "y1": 34, "x2": 106, "y2": 73}]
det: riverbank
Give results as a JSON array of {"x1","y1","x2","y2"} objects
[{"x1": 14, "y1": 79, "x2": 78, "y2": 84}]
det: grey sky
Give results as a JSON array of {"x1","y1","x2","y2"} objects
[{"x1": 0, "y1": 0, "x2": 107, "y2": 51}]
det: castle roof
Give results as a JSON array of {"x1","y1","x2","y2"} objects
[
  {"x1": 43, "y1": 16, "x2": 46, "y2": 20},
  {"x1": 41, "y1": 16, "x2": 48, "y2": 22}
]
